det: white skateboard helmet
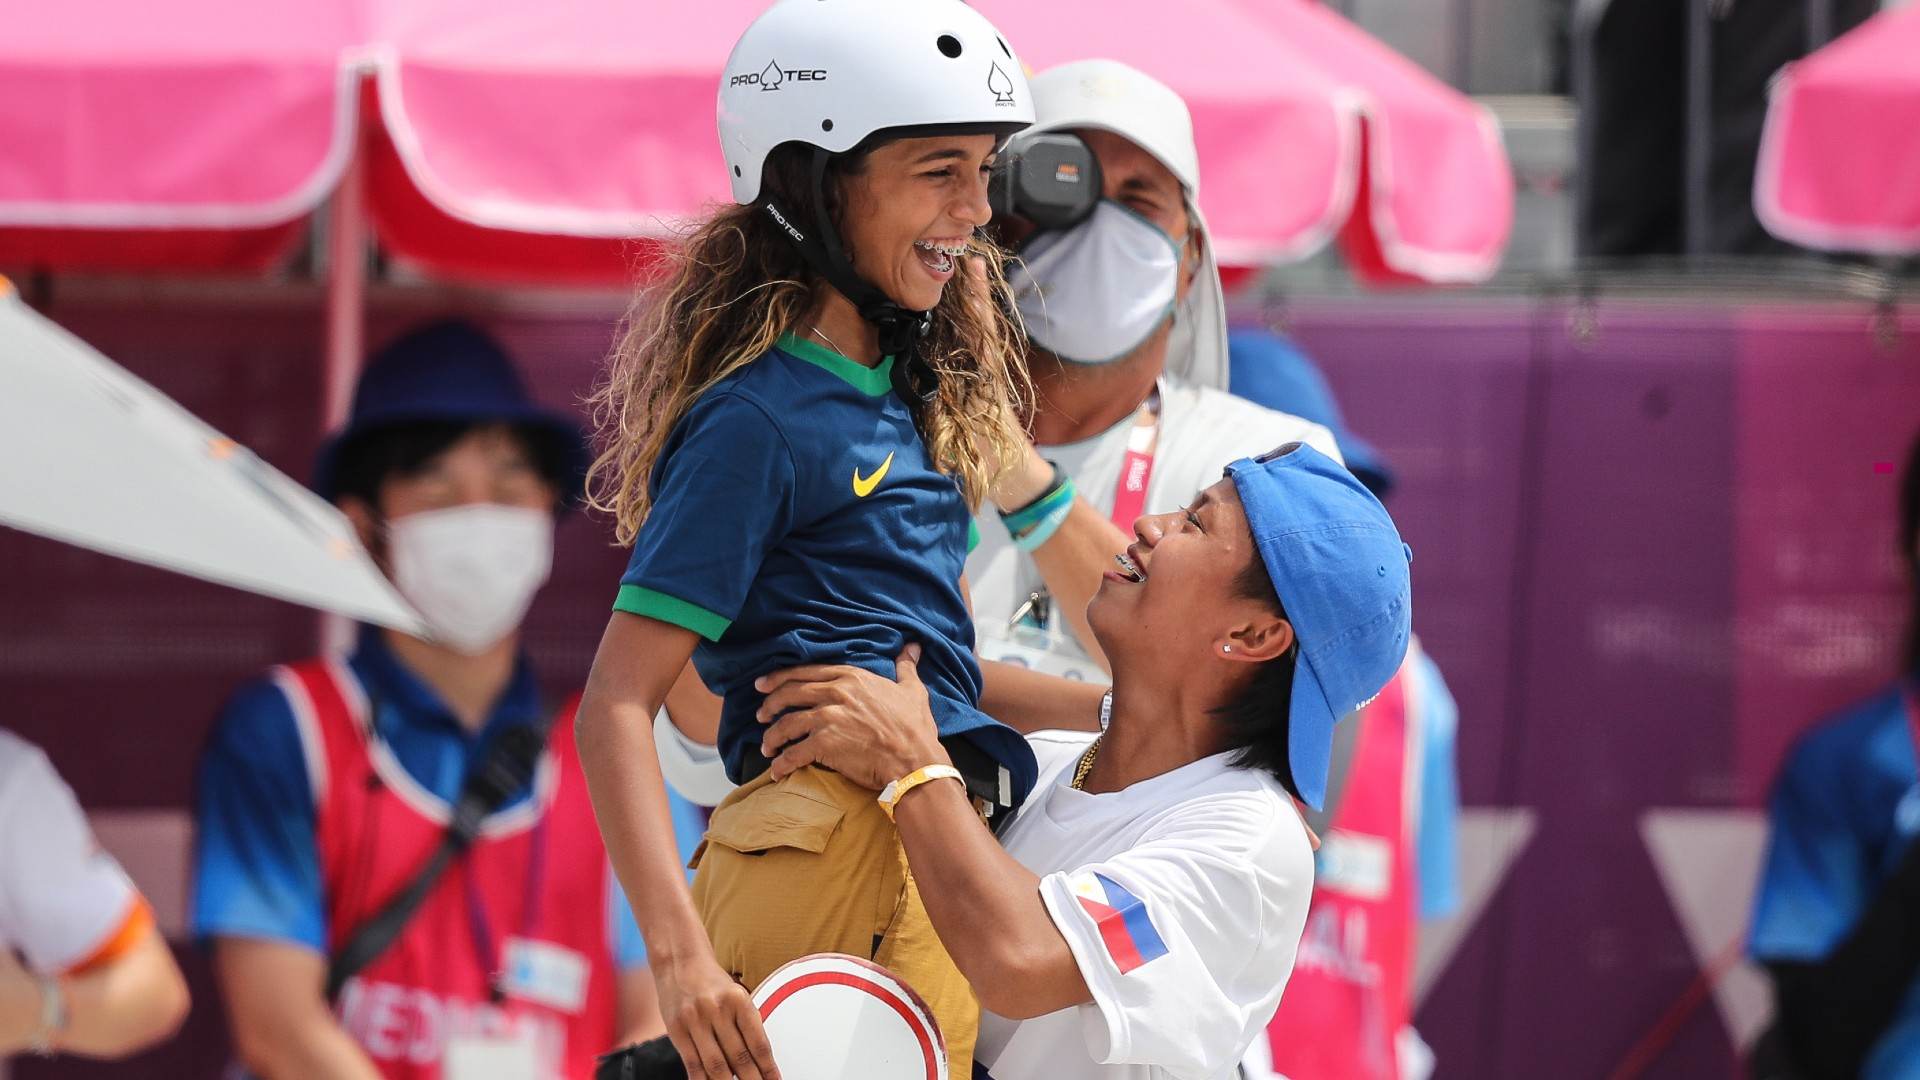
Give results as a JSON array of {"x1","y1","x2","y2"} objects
[
  {"x1": 716, "y1": 0, "x2": 1036, "y2": 363},
  {"x1": 718, "y1": 0, "x2": 1035, "y2": 205}
]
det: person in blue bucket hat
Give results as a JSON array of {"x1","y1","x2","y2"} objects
[
  {"x1": 312, "y1": 319, "x2": 589, "y2": 507},
  {"x1": 192, "y1": 319, "x2": 705, "y2": 1080},
  {"x1": 1227, "y1": 328, "x2": 1395, "y2": 499},
  {"x1": 629, "y1": 441, "x2": 1410, "y2": 1080}
]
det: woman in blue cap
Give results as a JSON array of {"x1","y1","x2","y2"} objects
[{"x1": 737, "y1": 441, "x2": 1414, "y2": 1080}]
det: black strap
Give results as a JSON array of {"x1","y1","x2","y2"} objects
[
  {"x1": 324, "y1": 722, "x2": 548, "y2": 1001},
  {"x1": 760, "y1": 150, "x2": 941, "y2": 411}
]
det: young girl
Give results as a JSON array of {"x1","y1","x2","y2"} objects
[{"x1": 574, "y1": 2, "x2": 1039, "y2": 1077}]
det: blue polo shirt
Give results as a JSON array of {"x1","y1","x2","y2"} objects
[
  {"x1": 1749, "y1": 681, "x2": 1920, "y2": 1079},
  {"x1": 615, "y1": 333, "x2": 1036, "y2": 805},
  {"x1": 192, "y1": 626, "x2": 705, "y2": 965}
]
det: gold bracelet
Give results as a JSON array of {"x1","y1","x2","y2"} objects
[{"x1": 877, "y1": 765, "x2": 963, "y2": 821}]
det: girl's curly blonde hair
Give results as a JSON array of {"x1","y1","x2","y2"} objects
[{"x1": 586, "y1": 143, "x2": 1031, "y2": 545}]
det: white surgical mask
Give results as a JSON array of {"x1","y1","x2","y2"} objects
[
  {"x1": 387, "y1": 504, "x2": 553, "y2": 655},
  {"x1": 1009, "y1": 200, "x2": 1183, "y2": 366}
]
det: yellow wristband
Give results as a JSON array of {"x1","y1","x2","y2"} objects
[{"x1": 877, "y1": 765, "x2": 963, "y2": 821}]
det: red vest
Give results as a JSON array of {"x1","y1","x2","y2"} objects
[
  {"x1": 1263, "y1": 652, "x2": 1421, "y2": 1080},
  {"x1": 280, "y1": 658, "x2": 619, "y2": 1080}
]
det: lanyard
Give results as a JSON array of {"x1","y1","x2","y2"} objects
[
  {"x1": 366, "y1": 693, "x2": 549, "y2": 1005},
  {"x1": 1008, "y1": 385, "x2": 1161, "y2": 633},
  {"x1": 1109, "y1": 385, "x2": 1162, "y2": 532},
  {"x1": 465, "y1": 804, "x2": 549, "y2": 1004}
]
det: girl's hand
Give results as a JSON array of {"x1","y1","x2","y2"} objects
[
  {"x1": 652, "y1": 947, "x2": 781, "y2": 1080},
  {"x1": 753, "y1": 646, "x2": 947, "y2": 789},
  {"x1": 987, "y1": 439, "x2": 1054, "y2": 514}
]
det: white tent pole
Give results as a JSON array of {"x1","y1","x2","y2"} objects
[
  {"x1": 319, "y1": 121, "x2": 370, "y2": 654},
  {"x1": 324, "y1": 128, "x2": 369, "y2": 431}
]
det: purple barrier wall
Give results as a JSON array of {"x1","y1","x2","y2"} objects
[
  {"x1": 1287, "y1": 296, "x2": 1919, "y2": 1079},
  {"x1": 3, "y1": 286, "x2": 1915, "y2": 1077}
]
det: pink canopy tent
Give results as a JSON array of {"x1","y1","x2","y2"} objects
[
  {"x1": 1, "y1": 0, "x2": 1514, "y2": 380},
  {"x1": 1755, "y1": 2, "x2": 1920, "y2": 254}
]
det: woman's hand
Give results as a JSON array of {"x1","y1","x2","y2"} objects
[
  {"x1": 651, "y1": 948, "x2": 781, "y2": 1080},
  {"x1": 753, "y1": 646, "x2": 948, "y2": 789}
]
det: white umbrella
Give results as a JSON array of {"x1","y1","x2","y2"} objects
[{"x1": 0, "y1": 283, "x2": 425, "y2": 634}]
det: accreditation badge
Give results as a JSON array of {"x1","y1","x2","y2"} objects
[
  {"x1": 498, "y1": 937, "x2": 589, "y2": 1014},
  {"x1": 444, "y1": 1030, "x2": 540, "y2": 1080},
  {"x1": 978, "y1": 623, "x2": 1109, "y2": 685}
]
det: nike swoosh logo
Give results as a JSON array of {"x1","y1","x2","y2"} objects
[{"x1": 852, "y1": 451, "x2": 894, "y2": 498}]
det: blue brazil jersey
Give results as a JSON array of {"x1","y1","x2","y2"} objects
[
  {"x1": 616, "y1": 334, "x2": 1036, "y2": 806},
  {"x1": 1750, "y1": 681, "x2": 1920, "y2": 1079}
]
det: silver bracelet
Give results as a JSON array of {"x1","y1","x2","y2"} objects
[
  {"x1": 28, "y1": 972, "x2": 65, "y2": 1056},
  {"x1": 1098, "y1": 689, "x2": 1113, "y2": 732}
]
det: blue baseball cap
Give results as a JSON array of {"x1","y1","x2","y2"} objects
[
  {"x1": 312, "y1": 320, "x2": 589, "y2": 506},
  {"x1": 1226, "y1": 442, "x2": 1412, "y2": 810},
  {"x1": 1227, "y1": 328, "x2": 1395, "y2": 498}
]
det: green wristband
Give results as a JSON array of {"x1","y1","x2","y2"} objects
[{"x1": 1001, "y1": 472, "x2": 1077, "y2": 536}]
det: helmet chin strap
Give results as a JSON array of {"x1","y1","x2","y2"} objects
[{"x1": 759, "y1": 150, "x2": 940, "y2": 406}]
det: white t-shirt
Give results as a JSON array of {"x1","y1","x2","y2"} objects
[
  {"x1": 0, "y1": 729, "x2": 140, "y2": 973},
  {"x1": 969, "y1": 378, "x2": 1340, "y2": 682},
  {"x1": 978, "y1": 731, "x2": 1316, "y2": 1080}
]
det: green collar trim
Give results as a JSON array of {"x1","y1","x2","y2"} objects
[{"x1": 777, "y1": 332, "x2": 894, "y2": 397}]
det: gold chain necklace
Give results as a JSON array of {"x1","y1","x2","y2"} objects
[
  {"x1": 1070, "y1": 736, "x2": 1103, "y2": 791},
  {"x1": 810, "y1": 324, "x2": 844, "y2": 356}
]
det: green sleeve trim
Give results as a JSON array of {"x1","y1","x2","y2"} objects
[
  {"x1": 613, "y1": 585, "x2": 731, "y2": 643},
  {"x1": 967, "y1": 519, "x2": 981, "y2": 554}
]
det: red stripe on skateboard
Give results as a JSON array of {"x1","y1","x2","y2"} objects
[{"x1": 758, "y1": 970, "x2": 940, "y2": 1080}]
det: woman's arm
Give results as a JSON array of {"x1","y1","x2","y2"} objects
[
  {"x1": 978, "y1": 659, "x2": 1106, "y2": 735},
  {"x1": 664, "y1": 662, "x2": 723, "y2": 745},
  {"x1": 755, "y1": 652, "x2": 1090, "y2": 1019},
  {"x1": 0, "y1": 920, "x2": 189, "y2": 1061},
  {"x1": 576, "y1": 612, "x2": 779, "y2": 1080}
]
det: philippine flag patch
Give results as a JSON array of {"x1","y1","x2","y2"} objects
[{"x1": 1067, "y1": 871, "x2": 1169, "y2": 974}]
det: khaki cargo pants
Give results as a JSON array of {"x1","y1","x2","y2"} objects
[{"x1": 690, "y1": 764, "x2": 979, "y2": 1068}]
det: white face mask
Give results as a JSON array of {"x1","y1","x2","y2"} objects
[
  {"x1": 387, "y1": 504, "x2": 554, "y2": 655},
  {"x1": 1009, "y1": 200, "x2": 1183, "y2": 366}
]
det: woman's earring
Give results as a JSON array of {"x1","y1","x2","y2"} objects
[{"x1": 1222, "y1": 645, "x2": 1232, "y2": 654}]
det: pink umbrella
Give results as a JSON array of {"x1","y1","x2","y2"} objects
[
  {"x1": 1219, "y1": 0, "x2": 1514, "y2": 284},
  {"x1": 1755, "y1": 3, "x2": 1920, "y2": 254},
  {"x1": 1, "y1": 0, "x2": 1510, "y2": 286}
]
